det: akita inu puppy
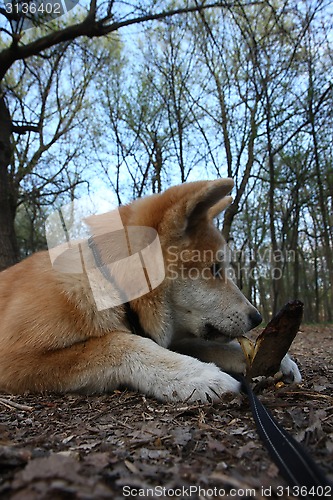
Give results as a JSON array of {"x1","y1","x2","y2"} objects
[{"x1": 0, "y1": 179, "x2": 300, "y2": 402}]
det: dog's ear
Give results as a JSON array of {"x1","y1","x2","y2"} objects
[
  {"x1": 185, "y1": 178, "x2": 234, "y2": 232},
  {"x1": 208, "y1": 195, "x2": 233, "y2": 220}
]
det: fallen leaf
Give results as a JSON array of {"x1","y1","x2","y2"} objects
[
  {"x1": 0, "y1": 445, "x2": 31, "y2": 466},
  {"x1": 170, "y1": 427, "x2": 192, "y2": 446},
  {"x1": 83, "y1": 452, "x2": 110, "y2": 469},
  {"x1": 12, "y1": 454, "x2": 82, "y2": 487},
  {"x1": 236, "y1": 441, "x2": 257, "y2": 458}
]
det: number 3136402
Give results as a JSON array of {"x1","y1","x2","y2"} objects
[
  {"x1": 5, "y1": 3, "x2": 61, "y2": 14},
  {"x1": 276, "y1": 485, "x2": 332, "y2": 497}
]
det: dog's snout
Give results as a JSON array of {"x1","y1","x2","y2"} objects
[{"x1": 248, "y1": 310, "x2": 262, "y2": 329}]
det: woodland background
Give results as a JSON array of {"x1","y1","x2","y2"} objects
[{"x1": 0, "y1": 0, "x2": 332, "y2": 322}]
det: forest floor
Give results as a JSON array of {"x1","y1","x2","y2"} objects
[{"x1": 0, "y1": 324, "x2": 332, "y2": 500}]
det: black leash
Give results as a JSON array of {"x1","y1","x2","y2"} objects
[{"x1": 240, "y1": 376, "x2": 332, "y2": 496}]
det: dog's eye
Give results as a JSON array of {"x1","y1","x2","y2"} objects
[{"x1": 211, "y1": 262, "x2": 222, "y2": 278}]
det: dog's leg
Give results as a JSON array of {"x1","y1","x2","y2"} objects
[
  {"x1": 171, "y1": 337, "x2": 246, "y2": 375},
  {"x1": 3, "y1": 332, "x2": 240, "y2": 402},
  {"x1": 171, "y1": 338, "x2": 302, "y2": 383},
  {"x1": 279, "y1": 354, "x2": 302, "y2": 383}
]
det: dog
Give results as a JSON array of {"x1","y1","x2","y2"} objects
[{"x1": 0, "y1": 179, "x2": 301, "y2": 402}]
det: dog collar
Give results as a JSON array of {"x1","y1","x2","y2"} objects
[{"x1": 87, "y1": 236, "x2": 153, "y2": 341}]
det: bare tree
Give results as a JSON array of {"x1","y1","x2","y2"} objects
[
  {"x1": 0, "y1": 28, "x2": 110, "y2": 268},
  {"x1": 0, "y1": 0, "x2": 254, "y2": 269}
]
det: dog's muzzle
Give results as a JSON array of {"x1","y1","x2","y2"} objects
[{"x1": 203, "y1": 323, "x2": 230, "y2": 341}]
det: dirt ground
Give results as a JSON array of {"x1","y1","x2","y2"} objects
[{"x1": 0, "y1": 325, "x2": 332, "y2": 499}]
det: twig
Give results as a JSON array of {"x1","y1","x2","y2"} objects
[
  {"x1": 0, "y1": 397, "x2": 33, "y2": 411},
  {"x1": 141, "y1": 395, "x2": 203, "y2": 414}
]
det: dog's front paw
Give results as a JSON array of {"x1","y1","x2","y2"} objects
[
  {"x1": 279, "y1": 354, "x2": 302, "y2": 383},
  {"x1": 170, "y1": 362, "x2": 240, "y2": 403}
]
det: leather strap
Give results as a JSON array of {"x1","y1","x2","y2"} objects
[{"x1": 240, "y1": 376, "x2": 332, "y2": 493}]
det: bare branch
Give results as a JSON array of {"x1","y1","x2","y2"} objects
[
  {"x1": 0, "y1": 1, "x2": 264, "y2": 81},
  {"x1": 12, "y1": 120, "x2": 40, "y2": 134},
  {"x1": 272, "y1": 82, "x2": 333, "y2": 156},
  {"x1": 0, "y1": 6, "x2": 20, "y2": 21}
]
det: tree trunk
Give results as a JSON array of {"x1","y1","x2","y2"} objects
[
  {"x1": 308, "y1": 88, "x2": 333, "y2": 321},
  {"x1": 265, "y1": 84, "x2": 281, "y2": 316},
  {"x1": 0, "y1": 93, "x2": 19, "y2": 271},
  {"x1": 222, "y1": 102, "x2": 258, "y2": 241}
]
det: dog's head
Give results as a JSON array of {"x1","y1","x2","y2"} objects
[{"x1": 121, "y1": 179, "x2": 262, "y2": 342}]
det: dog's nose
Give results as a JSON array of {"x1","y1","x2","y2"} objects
[{"x1": 249, "y1": 310, "x2": 262, "y2": 329}]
